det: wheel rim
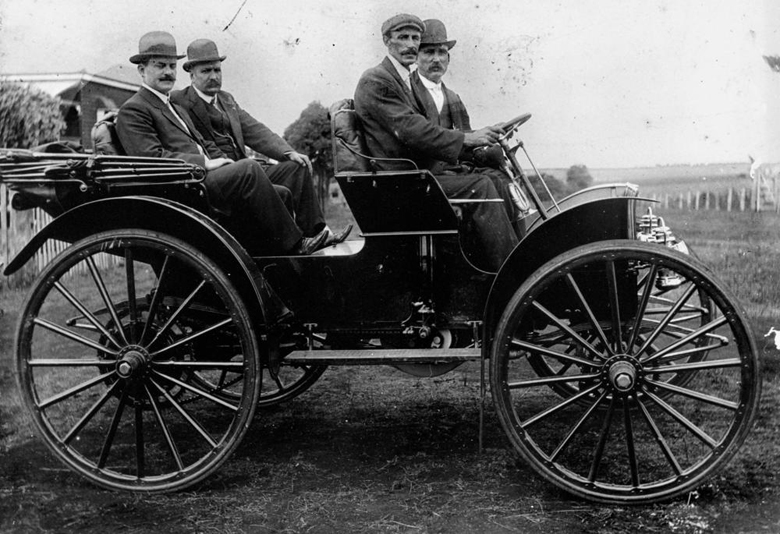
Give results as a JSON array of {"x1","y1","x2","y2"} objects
[
  {"x1": 490, "y1": 241, "x2": 760, "y2": 504},
  {"x1": 16, "y1": 230, "x2": 260, "y2": 492}
]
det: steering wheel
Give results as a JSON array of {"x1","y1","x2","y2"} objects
[{"x1": 499, "y1": 113, "x2": 532, "y2": 141}]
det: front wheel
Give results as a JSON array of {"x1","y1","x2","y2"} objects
[
  {"x1": 16, "y1": 230, "x2": 261, "y2": 492},
  {"x1": 490, "y1": 240, "x2": 760, "y2": 504}
]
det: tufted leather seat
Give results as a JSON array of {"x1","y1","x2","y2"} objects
[
  {"x1": 91, "y1": 111, "x2": 126, "y2": 156},
  {"x1": 329, "y1": 99, "x2": 371, "y2": 174}
]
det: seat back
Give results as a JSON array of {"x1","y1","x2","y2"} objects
[
  {"x1": 91, "y1": 111, "x2": 126, "y2": 156},
  {"x1": 329, "y1": 99, "x2": 371, "y2": 174}
]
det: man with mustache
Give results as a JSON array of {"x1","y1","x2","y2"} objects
[
  {"x1": 171, "y1": 39, "x2": 351, "y2": 247},
  {"x1": 353, "y1": 14, "x2": 517, "y2": 271},
  {"x1": 411, "y1": 19, "x2": 522, "y2": 226},
  {"x1": 116, "y1": 31, "x2": 329, "y2": 255}
]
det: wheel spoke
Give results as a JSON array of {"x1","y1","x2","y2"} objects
[
  {"x1": 98, "y1": 385, "x2": 129, "y2": 469},
  {"x1": 53, "y1": 281, "x2": 123, "y2": 350},
  {"x1": 146, "y1": 280, "x2": 206, "y2": 351},
  {"x1": 153, "y1": 360, "x2": 244, "y2": 370},
  {"x1": 643, "y1": 389, "x2": 719, "y2": 448},
  {"x1": 565, "y1": 273, "x2": 613, "y2": 357},
  {"x1": 150, "y1": 369, "x2": 240, "y2": 411},
  {"x1": 150, "y1": 317, "x2": 232, "y2": 359},
  {"x1": 510, "y1": 337, "x2": 599, "y2": 369},
  {"x1": 148, "y1": 378, "x2": 218, "y2": 448},
  {"x1": 588, "y1": 396, "x2": 617, "y2": 482},
  {"x1": 627, "y1": 263, "x2": 658, "y2": 349},
  {"x1": 642, "y1": 315, "x2": 728, "y2": 365},
  {"x1": 33, "y1": 318, "x2": 121, "y2": 357},
  {"x1": 646, "y1": 357, "x2": 741, "y2": 374},
  {"x1": 521, "y1": 382, "x2": 602, "y2": 428},
  {"x1": 636, "y1": 395, "x2": 683, "y2": 476},
  {"x1": 38, "y1": 370, "x2": 115, "y2": 409},
  {"x1": 87, "y1": 256, "x2": 129, "y2": 346},
  {"x1": 531, "y1": 301, "x2": 607, "y2": 361},
  {"x1": 124, "y1": 247, "x2": 139, "y2": 343},
  {"x1": 135, "y1": 404, "x2": 145, "y2": 478},
  {"x1": 645, "y1": 378, "x2": 739, "y2": 410},
  {"x1": 606, "y1": 260, "x2": 624, "y2": 353},
  {"x1": 623, "y1": 396, "x2": 640, "y2": 487},
  {"x1": 62, "y1": 380, "x2": 122, "y2": 444},
  {"x1": 636, "y1": 283, "x2": 697, "y2": 357},
  {"x1": 550, "y1": 389, "x2": 609, "y2": 461},
  {"x1": 508, "y1": 372, "x2": 601, "y2": 389},
  {"x1": 144, "y1": 383, "x2": 184, "y2": 471},
  {"x1": 140, "y1": 255, "x2": 171, "y2": 346}
]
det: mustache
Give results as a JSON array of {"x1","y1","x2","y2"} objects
[
  {"x1": 401, "y1": 47, "x2": 418, "y2": 55},
  {"x1": 159, "y1": 76, "x2": 176, "y2": 82}
]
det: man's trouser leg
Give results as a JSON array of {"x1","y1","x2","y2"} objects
[
  {"x1": 266, "y1": 161, "x2": 326, "y2": 237},
  {"x1": 437, "y1": 173, "x2": 519, "y2": 272},
  {"x1": 205, "y1": 159, "x2": 302, "y2": 253}
]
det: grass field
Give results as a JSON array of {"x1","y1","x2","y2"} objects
[{"x1": 1, "y1": 204, "x2": 780, "y2": 533}]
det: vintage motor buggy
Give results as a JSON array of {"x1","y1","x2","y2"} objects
[{"x1": 0, "y1": 100, "x2": 760, "y2": 504}]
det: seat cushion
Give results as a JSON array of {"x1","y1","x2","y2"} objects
[{"x1": 329, "y1": 99, "x2": 370, "y2": 173}]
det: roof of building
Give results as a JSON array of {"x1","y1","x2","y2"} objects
[{"x1": 0, "y1": 67, "x2": 140, "y2": 101}]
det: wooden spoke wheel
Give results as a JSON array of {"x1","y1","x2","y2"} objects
[
  {"x1": 490, "y1": 240, "x2": 760, "y2": 504},
  {"x1": 15, "y1": 230, "x2": 261, "y2": 492}
]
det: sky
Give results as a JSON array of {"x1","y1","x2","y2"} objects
[{"x1": 1, "y1": 0, "x2": 779, "y2": 169}]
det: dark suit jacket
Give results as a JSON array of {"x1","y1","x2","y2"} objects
[
  {"x1": 354, "y1": 57, "x2": 464, "y2": 171},
  {"x1": 116, "y1": 86, "x2": 223, "y2": 165},
  {"x1": 170, "y1": 86, "x2": 293, "y2": 161},
  {"x1": 409, "y1": 70, "x2": 471, "y2": 131}
]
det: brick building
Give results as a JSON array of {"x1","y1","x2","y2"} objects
[{"x1": 1, "y1": 65, "x2": 140, "y2": 151}]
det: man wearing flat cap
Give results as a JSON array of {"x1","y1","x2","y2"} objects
[
  {"x1": 353, "y1": 15, "x2": 517, "y2": 271},
  {"x1": 411, "y1": 19, "x2": 523, "y2": 228},
  {"x1": 171, "y1": 39, "x2": 351, "y2": 246},
  {"x1": 116, "y1": 31, "x2": 329, "y2": 255}
]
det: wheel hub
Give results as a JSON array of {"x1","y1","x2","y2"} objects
[
  {"x1": 603, "y1": 355, "x2": 642, "y2": 394},
  {"x1": 116, "y1": 347, "x2": 149, "y2": 379}
]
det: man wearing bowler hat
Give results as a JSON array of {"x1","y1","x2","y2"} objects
[
  {"x1": 353, "y1": 14, "x2": 517, "y2": 271},
  {"x1": 411, "y1": 19, "x2": 523, "y2": 227},
  {"x1": 171, "y1": 39, "x2": 351, "y2": 246},
  {"x1": 116, "y1": 31, "x2": 329, "y2": 255}
]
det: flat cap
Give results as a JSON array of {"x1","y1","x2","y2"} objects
[{"x1": 381, "y1": 14, "x2": 425, "y2": 36}]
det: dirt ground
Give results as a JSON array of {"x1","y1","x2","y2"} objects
[{"x1": 2, "y1": 344, "x2": 780, "y2": 533}]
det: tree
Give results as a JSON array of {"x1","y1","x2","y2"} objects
[
  {"x1": 565, "y1": 164, "x2": 593, "y2": 193},
  {"x1": 0, "y1": 80, "x2": 64, "y2": 148},
  {"x1": 763, "y1": 55, "x2": 780, "y2": 73},
  {"x1": 283, "y1": 101, "x2": 332, "y2": 210}
]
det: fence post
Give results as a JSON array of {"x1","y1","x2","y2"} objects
[
  {"x1": 727, "y1": 188, "x2": 733, "y2": 212},
  {"x1": 1, "y1": 184, "x2": 7, "y2": 287}
]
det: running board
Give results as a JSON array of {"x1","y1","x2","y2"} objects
[{"x1": 284, "y1": 348, "x2": 481, "y2": 365}]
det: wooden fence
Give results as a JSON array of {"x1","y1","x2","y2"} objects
[
  {"x1": 648, "y1": 174, "x2": 779, "y2": 212},
  {"x1": 1, "y1": 184, "x2": 121, "y2": 289}
]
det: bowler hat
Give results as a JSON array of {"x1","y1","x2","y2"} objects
[
  {"x1": 183, "y1": 39, "x2": 227, "y2": 72},
  {"x1": 420, "y1": 19, "x2": 456, "y2": 49},
  {"x1": 129, "y1": 31, "x2": 184, "y2": 64},
  {"x1": 381, "y1": 14, "x2": 425, "y2": 36}
]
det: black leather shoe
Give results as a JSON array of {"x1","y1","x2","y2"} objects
[
  {"x1": 293, "y1": 227, "x2": 329, "y2": 255},
  {"x1": 324, "y1": 224, "x2": 353, "y2": 247}
]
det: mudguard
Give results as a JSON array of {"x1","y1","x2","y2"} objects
[
  {"x1": 4, "y1": 196, "x2": 271, "y2": 331},
  {"x1": 484, "y1": 196, "x2": 640, "y2": 338}
]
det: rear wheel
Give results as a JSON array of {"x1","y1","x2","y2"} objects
[
  {"x1": 16, "y1": 230, "x2": 261, "y2": 492},
  {"x1": 490, "y1": 240, "x2": 760, "y2": 504}
]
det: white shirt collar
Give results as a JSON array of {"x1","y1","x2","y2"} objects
[
  {"x1": 417, "y1": 74, "x2": 442, "y2": 92},
  {"x1": 193, "y1": 86, "x2": 216, "y2": 104},
  {"x1": 142, "y1": 83, "x2": 170, "y2": 103},
  {"x1": 386, "y1": 54, "x2": 414, "y2": 88}
]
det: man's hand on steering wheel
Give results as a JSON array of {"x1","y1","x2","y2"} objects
[{"x1": 463, "y1": 124, "x2": 504, "y2": 148}]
